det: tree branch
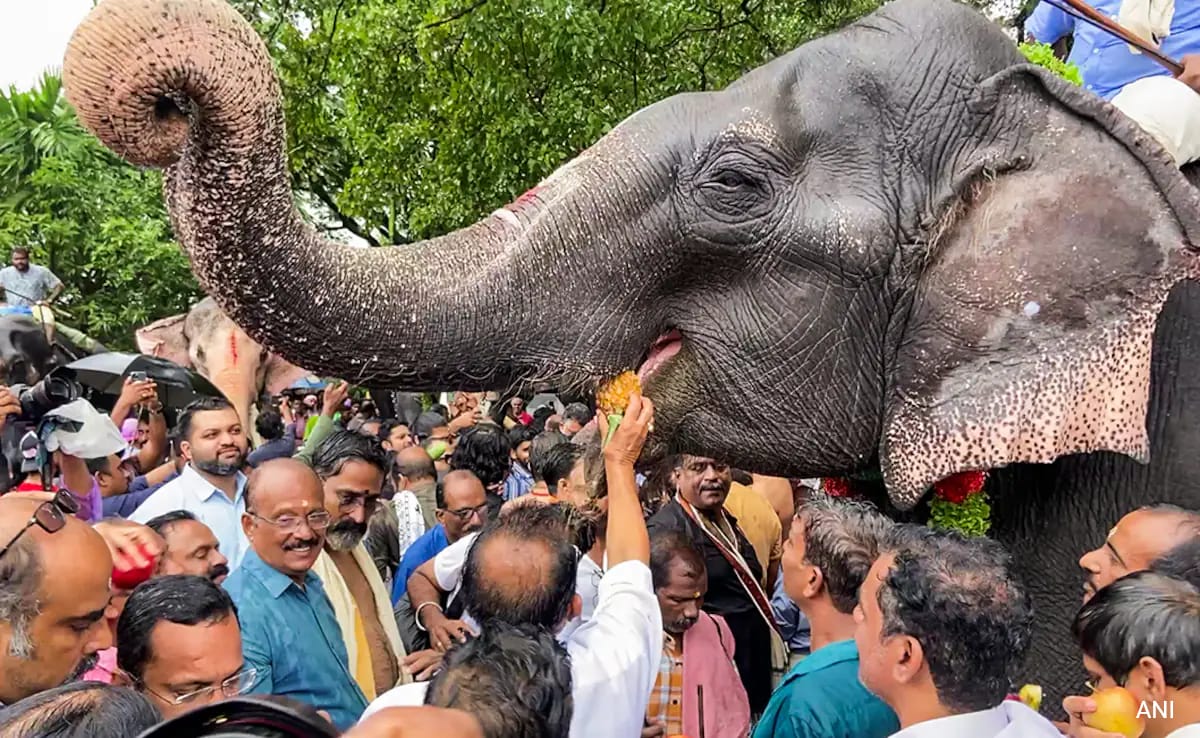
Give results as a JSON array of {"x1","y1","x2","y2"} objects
[
  {"x1": 424, "y1": 0, "x2": 489, "y2": 29},
  {"x1": 317, "y1": 0, "x2": 349, "y2": 86},
  {"x1": 309, "y1": 182, "x2": 382, "y2": 247}
]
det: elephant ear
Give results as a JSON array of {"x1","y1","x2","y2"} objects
[
  {"x1": 881, "y1": 66, "x2": 1200, "y2": 509},
  {"x1": 136, "y1": 313, "x2": 191, "y2": 368}
]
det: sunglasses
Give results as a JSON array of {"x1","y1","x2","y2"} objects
[{"x1": 0, "y1": 489, "x2": 80, "y2": 560}]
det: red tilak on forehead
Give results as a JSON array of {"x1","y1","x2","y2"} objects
[{"x1": 511, "y1": 186, "x2": 542, "y2": 208}]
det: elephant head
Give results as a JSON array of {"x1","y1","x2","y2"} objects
[
  {"x1": 135, "y1": 297, "x2": 307, "y2": 430},
  {"x1": 64, "y1": 0, "x2": 1200, "y2": 508}
]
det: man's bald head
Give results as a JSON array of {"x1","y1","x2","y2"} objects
[
  {"x1": 242, "y1": 458, "x2": 326, "y2": 584},
  {"x1": 395, "y1": 447, "x2": 436, "y2": 484},
  {"x1": 0, "y1": 497, "x2": 114, "y2": 704},
  {"x1": 460, "y1": 504, "x2": 578, "y2": 631},
  {"x1": 245, "y1": 458, "x2": 324, "y2": 511},
  {"x1": 1081, "y1": 504, "x2": 1200, "y2": 601},
  {"x1": 436, "y1": 470, "x2": 488, "y2": 541}
]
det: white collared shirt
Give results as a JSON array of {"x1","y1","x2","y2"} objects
[
  {"x1": 129, "y1": 464, "x2": 249, "y2": 569},
  {"x1": 891, "y1": 701, "x2": 1062, "y2": 738},
  {"x1": 363, "y1": 559, "x2": 662, "y2": 738},
  {"x1": 1167, "y1": 726, "x2": 1200, "y2": 738}
]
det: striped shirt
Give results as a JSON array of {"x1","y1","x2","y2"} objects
[{"x1": 647, "y1": 632, "x2": 684, "y2": 734}]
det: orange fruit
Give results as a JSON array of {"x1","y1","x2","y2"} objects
[{"x1": 1083, "y1": 686, "x2": 1145, "y2": 738}]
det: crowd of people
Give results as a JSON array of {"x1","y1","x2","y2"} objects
[{"x1": 0, "y1": 373, "x2": 1196, "y2": 738}]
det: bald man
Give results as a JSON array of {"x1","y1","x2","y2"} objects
[
  {"x1": 223, "y1": 459, "x2": 368, "y2": 731},
  {"x1": 1080, "y1": 504, "x2": 1200, "y2": 601},
  {"x1": 0, "y1": 496, "x2": 114, "y2": 706}
]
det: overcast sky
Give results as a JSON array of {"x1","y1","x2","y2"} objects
[{"x1": 2, "y1": 0, "x2": 95, "y2": 91}]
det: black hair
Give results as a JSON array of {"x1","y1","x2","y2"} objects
[
  {"x1": 450, "y1": 425, "x2": 511, "y2": 489},
  {"x1": 1074, "y1": 570, "x2": 1200, "y2": 689},
  {"x1": 535, "y1": 442, "x2": 582, "y2": 491},
  {"x1": 1152, "y1": 537, "x2": 1200, "y2": 589},
  {"x1": 378, "y1": 419, "x2": 403, "y2": 444},
  {"x1": 396, "y1": 449, "x2": 437, "y2": 482},
  {"x1": 412, "y1": 411, "x2": 447, "y2": 440},
  {"x1": 562, "y1": 403, "x2": 591, "y2": 425},
  {"x1": 650, "y1": 530, "x2": 706, "y2": 590},
  {"x1": 798, "y1": 495, "x2": 894, "y2": 614},
  {"x1": 143, "y1": 509, "x2": 198, "y2": 538},
  {"x1": 529, "y1": 431, "x2": 569, "y2": 483},
  {"x1": 10, "y1": 246, "x2": 29, "y2": 257},
  {"x1": 426, "y1": 621, "x2": 573, "y2": 738},
  {"x1": 0, "y1": 682, "x2": 160, "y2": 738},
  {"x1": 311, "y1": 428, "x2": 389, "y2": 479},
  {"x1": 84, "y1": 455, "x2": 114, "y2": 476},
  {"x1": 461, "y1": 504, "x2": 578, "y2": 629},
  {"x1": 877, "y1": 525, "x2": 1033, "y2": 714},
  {"x1": 255, "y1": 409, "x2": 285, "y2": 441},
  {"x1": 506, "y1": 425, "x2": 536, "y2": 450},
  {"x1": 175, "y1": 396, "x2": 237, "y2": 443},
  {"x1": 116, "y1": 575, "x2": 238, "y2": 682}
]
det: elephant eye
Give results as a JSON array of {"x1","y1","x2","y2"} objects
[{"x1": 710, "y1": 169, "x2": 757, "y2": 191}]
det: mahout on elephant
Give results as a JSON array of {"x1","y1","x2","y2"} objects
[{"x1": 63, "y1": 0, "x2": 1200, "y2": 715}]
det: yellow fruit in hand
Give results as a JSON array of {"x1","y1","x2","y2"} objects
[
  {"x1": 1084, "y1": 686, "x2": 1145, "y2": 738},
  {"x1": 1018, "y1": 684, "x2": 1043, "y2": 711},
  {"x1": 596, "y1": 371, "x2": 641, "y2": 416}
]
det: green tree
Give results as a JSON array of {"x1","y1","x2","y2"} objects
[
  {"x1": 0, "y1": 74, "x2": 201, "y2": 349},
  {"x1": 231, "y1": 0, "x2": 901, "y2": 245}
]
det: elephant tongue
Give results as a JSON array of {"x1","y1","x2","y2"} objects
[{"x1": 637, "y1": 330, "x2": 682, "y2": 383}]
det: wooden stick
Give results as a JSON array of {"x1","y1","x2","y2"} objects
[
  {"x1": 697, "y1": 684, "x2": 706, "y2": 738},
  {"x1": 1046, "y1": 0, "x2": 1183, "y2": 75}
]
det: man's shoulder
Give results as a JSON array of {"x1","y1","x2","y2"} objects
[
  {"x1": 363, "y1": 682, "x2": 429, "y2": 722},
  {"x1": 772, "y1": 655, "x2": 895, "y2": 727},
  {"x1": 646, "y1": 499, "x2": 686, "y2": 530}
]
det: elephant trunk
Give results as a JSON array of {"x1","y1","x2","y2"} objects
[{"x1": 64, "y1": 0, "x2": 625, "y2": 390}]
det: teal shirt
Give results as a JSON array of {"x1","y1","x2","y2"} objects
[
  {"x1": 752, "y1": 639, "x2": 898, "y2": 738},
  {"x1": 224, "y1": 549, "x2": 368, "y2": 731}
]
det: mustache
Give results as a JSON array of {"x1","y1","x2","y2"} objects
[
  {"x1": 325, "y1": 520, "x2": 367, "y2": 552},
  {"x1": 209, "y1": 563, "x2": 230, "y2": 581},
  {"x1": 67, "y1": 653, "x2": 99, "y2": 683},
  {"x1": 283, "y1": 538, "x2": 320, "y2": 551}
]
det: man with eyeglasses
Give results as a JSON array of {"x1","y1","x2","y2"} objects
[
  {"x1": 307, "y1": 429, "x2": 411, "y2": 702},
  {"x1": 646, "y1": 455, "x2": 781, "y2": 717},
  {"x1": 115, "y1": 574, "x2": 250, "y2": 720},
  {"x1": 391, "y1": 470, "x2": 489, "y2": 605},
  {"x1": 224, "y1": 458, "x2": 369, "y2": 731},
  {"x1": 0, "y1": 493, "x2": 114, "y2": 707}
]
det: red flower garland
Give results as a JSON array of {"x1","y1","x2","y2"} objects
[
  {"x1": 933, "y1": 470, "x2": 987, "y2": 504},
  {"x1": 823, "y1": 477, "x2": 853, "y2": 498}
]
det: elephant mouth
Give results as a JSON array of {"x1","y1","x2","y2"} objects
[{"x1": 637, "y1": 329, "x2": 683, "y2": 383}]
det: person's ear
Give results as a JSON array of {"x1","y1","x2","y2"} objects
[
  {"x1": 179, "y1": 440, "x2": 193, "y2": 459},
  {"x1": 1131, "y1": 656, "x2": 1169, "y2": 701},
  {"x1": 240, "y1": 512, "x2": 254, "y2": 539},
  {"x1": 892, "y1": 635, "x2": 924, "y2": 686},
  {"x1": 803, "y1": 565, "x2": 824, "y2": 600}
]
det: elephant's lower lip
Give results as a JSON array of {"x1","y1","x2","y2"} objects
[{"x1": 637, "y1": 330, "x2": 682, "y2": 382}]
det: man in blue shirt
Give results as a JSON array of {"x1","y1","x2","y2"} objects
[
  {"x1": 391, "y1": 470, "x2": 489, "y2": 604},
  {"x1": 1027, "y1": 0, "x2": 1200, "y2": 164},
  {"x1": 223, "y1": 458, "x2": 368, "y2": 731},
  {"x1": 753, "y1": 496, "x2": 898, "y2": 738}
]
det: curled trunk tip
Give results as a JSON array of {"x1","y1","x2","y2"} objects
[{"x1": 63, "y1": 0, "x2": 277, "y2": 168}]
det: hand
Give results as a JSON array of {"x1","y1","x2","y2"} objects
[
  {"x1": 0, "y1": 385, "x2": 21, "y2": 429},
  {"x1": 1061, "y1": 695, "x2": 1128, "y2": 737},
  {"x1": 422, "y1": 608, "x2": 474, "y2": 651},
  {"x1": 343, "y1": 707, "x2": 483, "y2": 738},
  {"x1": 598, "y1": 392, "x2": 654, "y2": 467},
  {"x1": 92, "y1": 519, "x2": 164, "y2": 570},
  {"x1": 322, "y1": 381, "x2": 350, "y2": 417},
  {"x1": 403, "y1": 648, "x2": 443, "y2": 681},
  {"x1": 1178, "y1": 54, "x2": 1200, "y2": 94},
  {"x1": 447, "y1": 409, "x2": 481, "y2": 433},
  {"x1": 640, "y1": 716, "x2": 665, "y2": 738},
  {"x1": 119, "y1": 377, "x2": 157, "y2": 408}
]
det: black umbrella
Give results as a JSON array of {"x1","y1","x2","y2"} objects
[{"x1": 54, "y1": 352, "x2": 226, "y2": 410}]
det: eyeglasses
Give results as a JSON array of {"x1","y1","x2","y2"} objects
[
  {"x1": 439, "y1": 502, "x2": 489, "y2": 522},
  {"x1": 247, "y1": 510, "x2": 331, "y2": 534},
  {"x1": 0, "y1": 490, "x2": 80, "y2": 560},
  {"x1": 336, "y1": 491, "x2": 380, "y2": 513},
  {"x1": 139, "y1": 667, "x2": 259, "y2": 706}
]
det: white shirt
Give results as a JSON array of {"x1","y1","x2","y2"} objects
[
  {"x1": 891, "y1": 702, "x2": 1062, "y2": 738},
  {"x1": 129, "y1": 464, "x2": 249, "y2": 570},
  {"x1": 1167, "y1": 726, "x2": 1200, "y2": 738},
  {"x1": 392, "y1": 491, "x2": 426, "y2": 559},
  {"x1": 363, "y1": 559, "x2": 661, "y2": 738}
]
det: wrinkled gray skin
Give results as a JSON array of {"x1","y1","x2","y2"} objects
[
  {"x1": 0, "y1": 316, "x2": 104, "y2": 387},
  {"x1": 63, "y1": 0, "x2": 1200, "y2": 714}
]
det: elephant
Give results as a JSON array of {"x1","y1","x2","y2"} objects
[
  {"x1": 63, "y1": 0, "x2": 1200, "y2": 714},
  {"x1": 135, "y1": 297, "x2": 308, "y2": 433},
  {"x1": 0, "y1": 314, "x2": 106, "y2": 387}
]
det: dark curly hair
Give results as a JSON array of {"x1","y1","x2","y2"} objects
[
  {"x1": 451, "y1": 425, "x2": 512, "y2": 489},
  {"x1": 877, "y1": 526, "x2": 1033, "y2": 713},
  {"x1": 1074, "y1": 570, "x2": 1200, "y2": 689},
  {"x1": 797, "y1": 495, "x2": 893, "y2": 614}
]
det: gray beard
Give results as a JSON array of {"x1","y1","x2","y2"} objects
[
  {"x1": 325, "y1": 521, "x2": 366, "y2": 552},
  {"x1": 193, "y1": 456, "x2": 243, "y2": 476}
]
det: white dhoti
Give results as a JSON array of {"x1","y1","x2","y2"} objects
[{"x1": 1111, "y1": 74, "x2": 1200, "y2": 166}]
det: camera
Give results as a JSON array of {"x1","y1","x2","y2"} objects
[
  {"x1": 8, "y1": 374, "x2": 82, "y2": 422},
  {"x1": 137, "y1": 698, "x2": 339, "y2": 738}
]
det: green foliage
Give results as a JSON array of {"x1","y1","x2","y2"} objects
[
  {"x1": 928, "y1": 491, "x2": 992, "y2": 537},
  {"x1": 0, "y1": 75, "x2": 201, "y2": 349},
  {"x1": 1019, "y1": 41, "x2": 1083, "y2": 85},
  {"x1": 229, "y1": 0, "x2": 888, "y2": 244}
]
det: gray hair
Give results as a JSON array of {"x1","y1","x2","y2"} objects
[
  {"x1": 797, "y1": 494, "x2": 894, "y2": 614},
  {"x1": 0, "y1": 536, "x2": 43, "y2": 659}
]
